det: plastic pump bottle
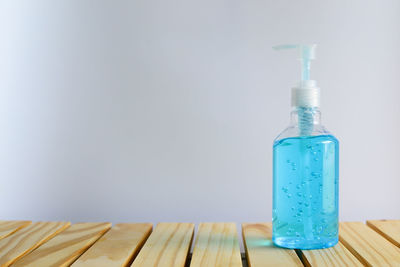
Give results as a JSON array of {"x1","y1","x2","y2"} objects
[{"x1": 272, "y1": 44, "x2": 339, "y2": 249}]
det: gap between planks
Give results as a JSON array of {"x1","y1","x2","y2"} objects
[
  {"x1": 72, "y1": 223, "x2": 152, "y2": 267},
  {"x1": 339, "y1": 221, "x2": 400, "y2": 266},
  {"x1": 0, "y1": 221, "x2": 70, "y2": 267},
  {"x1": 131, "y1": 223, "x2": 194, "y2": 267},
  {"x1": 297, "y1": 242, "x2": 363, "y2": 267},
  {"x1": 0, "y1": 221, "x2": 31, "y2": 240},
  {"x1": 12, "y1": 222, "x2": 111, "y2": 267},
  {"x1": 242, "y1": 223, "x2": 303, "y2": 267},
  {"x1": 366, "y1": 220, "x2": 400, "y2": 248}
]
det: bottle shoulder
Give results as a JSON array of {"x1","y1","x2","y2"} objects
[{"x1": 274, "y1": 124, "x2": 338, "y2": 143}]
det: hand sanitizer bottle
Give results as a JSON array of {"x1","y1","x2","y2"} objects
[{"x1": 272, "y1": 44, "x2": 339, "y2": 249}]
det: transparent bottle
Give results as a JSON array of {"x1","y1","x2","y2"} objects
[
  {"x1": 272, "y1": 44, "x2": 339, "y2": 249},
  {"x1": 272, "y1": 106, "x2": 339, "y2": 249}
]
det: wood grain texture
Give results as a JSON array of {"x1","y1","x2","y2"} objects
[
  {"x1": 367, "y1": 220, "x2": 400, "y2": 248},
  {"x1": 131, "y1": 223, "x2": 194, "y2": 267},
  {"x1": 300, "y1": 242, "x2": 363, "y2": 267},
  {"x1": 242, "y1": 223, "x2": 302, "y2": 267},
  {"x1": 0, "y1": 221, "x2": 31, "y2": 240},
  {"x1": 71, "y1": 223, "x2": 152, "y2": 267},
  {"x1": 13, "y1": 222, "x2": 111, "y2": 267},
  {"x1": 339, "y1": 222, "x2": 400, "y2": 266},
  {"x1": 0, "y1": 221, "x2": 70, "y2": 267},
  {"x1": 190, "y1": 223, "x2": 241, "y2": 267}
]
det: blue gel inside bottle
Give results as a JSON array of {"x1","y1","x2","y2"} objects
[{"x1": 272, "y1": 134, "x2": 339, "y2": 249}]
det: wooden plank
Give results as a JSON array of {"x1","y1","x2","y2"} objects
[
  {"x1": 367, "y1": 220, "x2": 400, "y2": 248},
  {"x1": 339, "y1": 222, "x2": 400, "y2": 266},
  {"x1": 71, "y1": 223, "x2": 152, "y2": 267},
  {"x1": 12, "y1": 222, "x2": 111, "y2": 267},
  {"x1": 131, "y1": 222, "x2": 194, "y2": 267},
  {"x1": 242, "y1": 223, "x2": 302, "y2": 267},
  {"x1": 299, "y1": 242, "x2": 363, "y2": 267},
  {"x1": 0, "y1": 221, "x2": 31, "y2": 240},
  {"x1": 190, "y1": 223, "x2": 241, "y2": 267},
  {"x1": 0, "y1": 221, "x2": 70, "y2": 267}
]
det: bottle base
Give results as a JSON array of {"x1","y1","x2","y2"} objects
[{"x1": 272, "y1": 236, "x2": 338, "y2": 250}]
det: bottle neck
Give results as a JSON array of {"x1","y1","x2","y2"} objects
[
  {"x1": 291, "y1": 107, "x2": 321, "y2": 136},
  {"x1": 290, "y1": 107, "x2": 321, "y2": 124}
]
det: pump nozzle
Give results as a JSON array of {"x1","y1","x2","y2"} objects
[
  {"x1": 273, "y1": 44, "x2": 317, "y2": 82},
  {"x1": 274, "y1": 44, "x2": 320, "y2": 136},
  {"x1": 273, "y1": 44, "x2": 320, "y2": 108}
]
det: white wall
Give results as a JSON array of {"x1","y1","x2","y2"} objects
[{"x1": 1, "y1": 0, "x2": 399, "y2": 225}]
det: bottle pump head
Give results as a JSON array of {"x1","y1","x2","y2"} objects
[{"x1": 273, "y1": 44, "x2": 320, "y2": 108}]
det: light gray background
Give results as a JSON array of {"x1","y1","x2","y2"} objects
[{"x1": 1, "y1": 0, "x2": 399, "y2": 227}]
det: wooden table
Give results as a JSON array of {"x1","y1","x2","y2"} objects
[{"x1": 0, "y1": 220, "x2": 399, "y2": 266}]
